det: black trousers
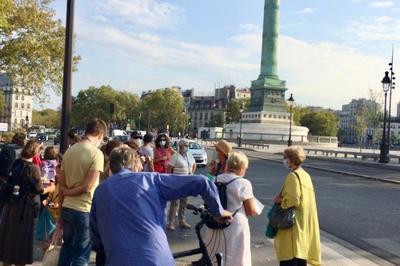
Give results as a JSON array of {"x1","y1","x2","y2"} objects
[{"x1": 280, "y1": 258, "x2": 307, "y2": 266}]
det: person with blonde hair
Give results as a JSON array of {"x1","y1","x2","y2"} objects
[
  {"x1": 273, "y1": 146, "x2": 321, "y2": 266},
  {"x1": 204, "y1": 151, "x2": 259, "y2": 266}
]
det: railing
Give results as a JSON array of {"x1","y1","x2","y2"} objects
[{"x1": 304, "y1": 148, "x2": 400, "y2": 164}]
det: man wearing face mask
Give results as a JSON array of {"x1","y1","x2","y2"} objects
[
  {"x1": 166, "y1": 139, "x2": 196, "y2": 230},
  {"x1": 58, "y1": 118, "x2": 107, "y2": 266}
]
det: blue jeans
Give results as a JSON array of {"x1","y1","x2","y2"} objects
[{"x1": 58, "y1": 208, "x2": 91, "y2": 266}]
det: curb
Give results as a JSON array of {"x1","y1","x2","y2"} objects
[{"x1": 246, "y1": 154, "x2": 400, "y2": 185}]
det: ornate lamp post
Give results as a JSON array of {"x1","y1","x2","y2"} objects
[
  {"x1": 387, "y1": 50, "x2": 396, "y2": 148},
  {"x1": 288, "y1": 93, "x2": 294, "y2": 147},
  {"x1": 379, "y1": 71, "x2": 391, "y2": 163},
  {"x1": 238, "y1": 103, "x2": 244, "y2": 147}
]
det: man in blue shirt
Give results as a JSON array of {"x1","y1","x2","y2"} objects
[{"x1": 90, "y1": 146, "x2": 231, "y2": 266}]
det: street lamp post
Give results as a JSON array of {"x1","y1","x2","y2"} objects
[
  {"x1": 379, "y1": 71, "x2": 391, "y2": 163},
  {"x1": 288, "y1": 93, "x2": 294, "y2": 147},
  {"x1": 238, "y1": 103, "x2": 244, "y2": 147},
  {"x1": 138, "y1": 113, "x2": 141, "y2": 131},
  {"x1": 60, "y1": 0, "x2": 75, "y2": 153},
  {"x1": 387, "y1": 49, "x2": 396, "y2": 149}
]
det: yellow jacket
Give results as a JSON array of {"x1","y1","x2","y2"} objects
[{"x1": 274, "y1": 168, "x2": 321, "y2": 266}]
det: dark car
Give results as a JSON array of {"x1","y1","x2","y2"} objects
[
  {"x1": 36, "y1": 133, "x2": 48, "y2": 142},
  {"x1": 54, "y1": 132, "x2": 61, "y2": 145}
]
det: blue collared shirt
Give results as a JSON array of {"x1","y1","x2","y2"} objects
[{"x1": 90, "y1": 169, "x2": 224, "y2": 266}]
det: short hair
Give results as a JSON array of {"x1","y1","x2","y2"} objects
[
  {"x1": 178, "y1": 139, "x2": 189, "y2": 147},
  {"x1": 84, "y1": 118, "x2": 107, "y2": 137},
  {"x1": 284, "y1": 146, "x2": 306, "y2": 166},
  {"x1": 124, "y1": 140, "x2": 140, "y2": 151},
  {"x1": 143, "y1": 134, "x2": 153, "y2": 144},
  {"x1": 44, "y1": 146, "x2": 58, "y2": 160},
  {"x1": 227, "y1": 151, "x2": 249, "y2": 172},
  {"x1": 21, "y1": 139, "x2": 41, "y2": 159},
  {"x1": 104, "y1": 140, "x2": 123, "y2": 157},
  {"x1": 12, "y1": 132, "x2": 26, "y2": 146},
  {"x1": 109, "y1": 147, "x2": 136, "y2": 174}
]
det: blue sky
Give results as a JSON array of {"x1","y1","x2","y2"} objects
[{"x1": 41, "y1": 0, "x2": 400, "y2": 113}]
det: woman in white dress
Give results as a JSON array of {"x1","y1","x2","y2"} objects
[{"x1": 204, "y1": 151, "x2": 258, "y2": 266}]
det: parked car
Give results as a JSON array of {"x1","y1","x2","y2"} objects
[
  {"x1": 113, "y1": 135, "x2": 130, "y2": 142},
  {"x1": 28, "y1": 131, "x2": 38, "y2": 139},
  {"x1": 36, "y1": 133, "x2": 48, "y2": 142},
  {"x1": 54, "y1": 132, "x2": 60, "y2": 145},
  {"x1": 172, "y1": 140, "x2": 208, "y2": 167}
]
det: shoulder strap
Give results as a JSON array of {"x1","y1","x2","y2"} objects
[
  {"x1": 292, "y1": 171, "x2": 303, "y2": 202},
  {"x1": 225, "y1": 177, "x2": 240, "y2": 185}
]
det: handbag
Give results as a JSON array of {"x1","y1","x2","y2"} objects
[
  {"x1": 269, "y1": 171, "x2": 302, "y2": 229},
  {"x1": 35, "y1": 207, "x2": 56, "y2": 241},
  {"x1": 42, "y1": 225, "x2": 62, "y2": 266}
]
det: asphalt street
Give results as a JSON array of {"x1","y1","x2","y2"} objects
[{"x1": 169, "y1": 151, "x2": 400, "y2": 265}]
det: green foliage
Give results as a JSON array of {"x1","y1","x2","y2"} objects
[
  {"x1": 0, "y1": 91, "x2": 5, "y2": 115},
  {"x1": 295, "y1": 107, "x2": 339, "y2": 136},
  {"x1": 1, "y1": 131, "x2": 14, "y2": 143},
  {"x1": 32, "y1": 108, "x2": 60, "y2": 128},
  {"x1": 71, "y1": 85, "x2": 140, "y2": 129},
  {"x1": 206, "y1": 113, "x2": 224, "y2": 127},
  {"x1": 225, "y1": 98, "x2": 250, "y2": 124},
  {"x1": 0, "y1": 0, "x2": 80, "y2": 102},
  {"x1": 140, "y1": 89, "x2": 186, "y2": 133}
]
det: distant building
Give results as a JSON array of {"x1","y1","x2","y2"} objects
[
  {"x1": 338, "y1": 98, "x2": 375, "y2": 144},
  {"x1": 397, "y1": 102, "x2": 400, "y2": 118},
  {"x1": 0, "y1": 74, "x2": 33, "y2": 131},
  {"x1": 187, "y1": 85, "x2": 250, "y2": 129}
]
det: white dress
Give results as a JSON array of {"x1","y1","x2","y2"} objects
[{"x1": 204, "y1": 173, "x2": 254, "y2": 266}]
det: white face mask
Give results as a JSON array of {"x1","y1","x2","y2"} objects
[
  {"x1": 283, "y1": 159, "x2": 290, "y2": 170},
  {"x1": 160, "y1": 141, "x2": 166, "y2": 147}
]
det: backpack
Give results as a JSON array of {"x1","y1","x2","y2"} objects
[
  {"x1": 0, "y1": 159, "x2": 30, "y2": 208},
  {"x1": 0, "y1": 144, "x2": 17, "y2": 178},
  {"x1": 205, "y1": 177, "x2": 240, "y2": 230}
]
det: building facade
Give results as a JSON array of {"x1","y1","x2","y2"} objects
[
  {"x1": 0, "y1": 74, "x2": 33, "y2": 131},
  {"x1": 338, "y1": 98, "x2": 376, "y2": 144},
  {"x1": 187, "y1": 85, "x2": 250, "y2": 129}
]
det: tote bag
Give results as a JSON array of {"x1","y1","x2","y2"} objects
[{"x1": 42, "y1": 226, "x2": 62, "y2": 266}]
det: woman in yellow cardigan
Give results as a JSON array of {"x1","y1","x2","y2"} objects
[{"x1": 274, "y1": 146, "x2": 321, "y2": 266}]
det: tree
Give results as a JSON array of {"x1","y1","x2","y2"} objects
[
  {"x1": 300, "y1": 111, "x2": 339, "y2": 136},
  {"x1": 0, "y1": 0, "x2": 80, "y2": 101},
  {"x1": 225, "y1": 98, "x2": 250, "y2": 124},
  {"x1": 71, "y1": 85, "x2": 140, "y2": 129},
  {"x1": 206, "y1": 113, "x2": 224, "y2": 127},
  {"x1": 32, "y1": 108, "x2": 60, "y2": 128},
  {"x1": 365, "y1": 89, "x2": 383, "y2": 145},
  {"x1": 139, "y1": 89, "x2": 186, "y2": 133},
  {"x1": 354, "y1": 105, "x2": 368, "y2": 149}
]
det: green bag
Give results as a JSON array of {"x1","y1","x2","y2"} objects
[{"x1": 35, "y1": 207, "x2": 56, "y2": 241}]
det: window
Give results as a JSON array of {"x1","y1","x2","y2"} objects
[
  {"x1": 21, "y1": 103, "x2": 24, "y2": 109},
  {"x1": 22, "y1": 95, "x2": 24, "y2": 100},
  {"x1": 15, "y1": 103, "x2": 18, "y2": 108},
  {"x1": 205, "y1": 113, "x2": 208, "y2": 120},
  {"x1": 15, "y1": 95, "x2": 18, "y2": 100},
  {"x1": 27, "y1": 104, "x2": 30, "y2": 109},
  {"x1": 199, "y1": 113, "x2": 203, "y2": 120}
]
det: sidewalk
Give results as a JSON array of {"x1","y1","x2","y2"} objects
[{"x1": 168, "y1": 198, "x2": 394, "y2": 266}]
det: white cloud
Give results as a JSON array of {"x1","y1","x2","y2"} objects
[
  {"x1": 297, "y1": 8, "x2": 316, "y2": 14},
  {"x1": 97, "y1": 0, "x2": 184, "y2": 29},
  {"x1": 346, "y1": 16, "x2": 400, "y2": 41},
  {"x1": 368, "y1": 1, "x2": 395, "y2": 8}
]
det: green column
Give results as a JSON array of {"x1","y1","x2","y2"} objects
[{"x1": 259, "y1": 0, "x2": 279, "y2": 79}]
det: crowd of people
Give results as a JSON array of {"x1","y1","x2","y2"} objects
[{"x1": 0, "y1": 118, "x2": 321, "y2": 266}]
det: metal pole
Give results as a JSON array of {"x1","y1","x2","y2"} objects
[
  {"x1": 387, "y1": 47, "x2": 394, "y2": 149},
  {"x1": 288, "y1": 105, "x2": 293, "y2": 146},
  {"x1": 60, "y1": 0, "x2": 75, "y2": 154},
  {"x1": 138, "y1": 113, "x2": 141, "y2": 131},
  {"x1": 379, "y1": 92, "x2": 389, "y2": 163},
  {"x1": 239, "y1": 116, "x2": 243, "y2": 147}
]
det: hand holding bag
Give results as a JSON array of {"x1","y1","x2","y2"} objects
[
  {"x1": 42, "y1": 224, "x2": 62, "y2": 266},
  {"x1": 269, "y1": 171, "x2": 302, "y2": 229}
]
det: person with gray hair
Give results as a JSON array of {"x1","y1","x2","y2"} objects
[
  {"x1": 166, "y1": 139, "x2": 196, "y2": 230},
  {"x1": 90, "y1": 146, "x2": 232, "y2": 266}
]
